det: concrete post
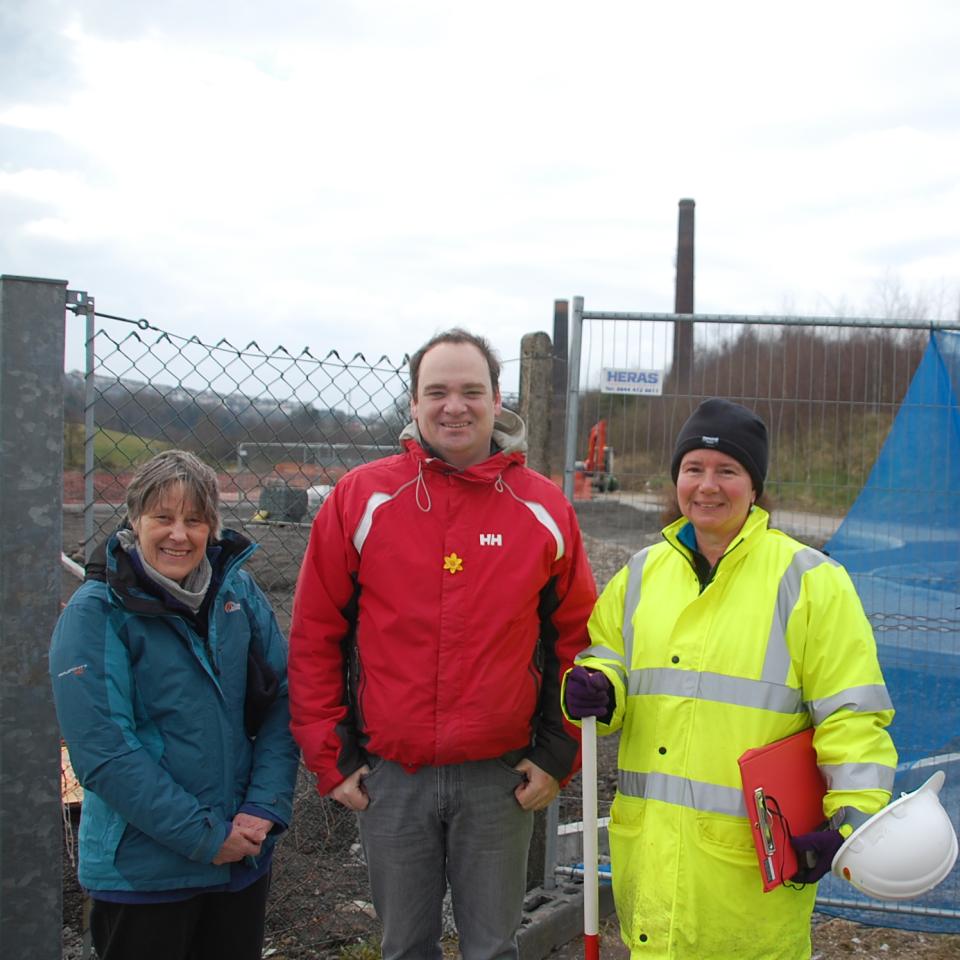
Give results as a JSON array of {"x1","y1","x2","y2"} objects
[
  {"x1": 520, "y1": 329, "x2": 556, "y2": 888},
  {"x1": 519, "y1": 330, "x2": 557, "y2": 890},
  {"x1": 0, "y1": 275, "x2": 68, "y2": 959},
  {"x1": 519, "y1": 331, "x2": 553, "y2": 477}
]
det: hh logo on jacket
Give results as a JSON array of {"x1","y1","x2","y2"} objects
[{"x1": 479, "y1": 533, "x2": 503, "y2": 546}]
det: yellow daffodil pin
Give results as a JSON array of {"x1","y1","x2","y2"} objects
[{"x1": 443, "y1": 552, "x2": 464, "y2": 574}]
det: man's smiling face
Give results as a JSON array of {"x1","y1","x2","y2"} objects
[{"x1": 410, "y1": 341, "x2": 502, "y2": 469}]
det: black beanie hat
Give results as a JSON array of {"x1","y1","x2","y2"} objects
[{"x1": 670, "y1": 398, "x2": 768, "y2": 495}]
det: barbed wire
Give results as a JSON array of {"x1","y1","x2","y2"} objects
[
  {"x1": 70, "y1": 305, "x2": 552, "y2": 372},
  {"x1": 72, "y1": 307, "x2": 414, "y2": 371}
]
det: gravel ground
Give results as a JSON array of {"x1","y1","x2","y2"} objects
[{"x1": 550, "y1": 911, "x2": 960, "y2": 960}]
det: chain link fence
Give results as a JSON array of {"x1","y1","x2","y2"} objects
[
  {"x1": 64, "y1": 312, "x2": 414, "y2": 632},
  {"x1": 65, "y1": 312, "x2": 522, "y2": 625},
  {"x1": 59, "y1": 311, "x2": 423, "y2": 955},
  {"x1": 58, "y1": 307, "x2": 538, "y2": 957}
]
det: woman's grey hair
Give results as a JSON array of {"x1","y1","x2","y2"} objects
[{"x1": 125, "y1": 450, "x2": 221, "y2": 538}]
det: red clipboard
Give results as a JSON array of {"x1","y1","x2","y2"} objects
[{"x1": 738, "y1": 728, "x2": 828, "y2": 892}]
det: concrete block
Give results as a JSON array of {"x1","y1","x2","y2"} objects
[{"x1": 518, "y1": 881, "x2": 615, "y2": 960}]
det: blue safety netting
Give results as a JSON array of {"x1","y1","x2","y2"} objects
[{"x1": 818, "y1": 330, "x2": 960, "y2": 932}]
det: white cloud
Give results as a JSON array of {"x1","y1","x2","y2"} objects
[{"x1": 2, "y1": 1, "x2": 959, "y2": 388}]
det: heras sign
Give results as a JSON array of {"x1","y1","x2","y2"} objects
[{"x1": 600, "y1": 368, "x2": 664, "y2": 396}]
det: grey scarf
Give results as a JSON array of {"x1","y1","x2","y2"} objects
[{"x1": 117, "y1": 528, "x2": 212, "y2": 614}]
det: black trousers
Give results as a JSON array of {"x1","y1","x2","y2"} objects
[{"x1": 90, "y1": 872, "x2": 270, "y2": 960}]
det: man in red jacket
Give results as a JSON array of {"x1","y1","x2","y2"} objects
[{"x1": 289, "y1": 328, "x2": 596, "y2": 960}]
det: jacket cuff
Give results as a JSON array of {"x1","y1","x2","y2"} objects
[
  {"x1": 527, "y1": 737, "x2": 578, "y2": 784},
  {"x1": 238, "y1": 803, "x2": 288, "y2": 833},
  {"x1": 318, "y1": 766, "x2": 356, "y2": 797},
  {"x1": 830, "y1": 805, "x2": 873, "y2": 836},
  {"x1": 191, "y1": 815, "x2": 230, "y2": 864}
]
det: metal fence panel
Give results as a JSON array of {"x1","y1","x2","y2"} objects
[
  {"x1": 60, "y1": 310, "x2": 414, "y2": 953},
  {"x1": 65, "y1": 314, "x2": 411, "y2": 633},
  {"x1": 562, "y1": 300, "x2": 960, "y2": 932}
]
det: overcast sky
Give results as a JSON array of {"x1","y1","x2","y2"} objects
[{"x1": 3, "y1": 1, "x2": 959, "y2": 390}]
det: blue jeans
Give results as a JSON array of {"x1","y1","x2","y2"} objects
[{"x1": 358, "y1": 755, "x2": 534, "y2": 960}]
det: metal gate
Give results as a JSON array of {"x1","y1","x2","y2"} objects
[{"x1": 561, "y1": 297, "x2": 960, "y2": 931}]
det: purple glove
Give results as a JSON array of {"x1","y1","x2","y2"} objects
[
  {"x1": 565, "y1": 666, "x2": 612, "y2": 719},
  {"x1": 790, "y1": 829, "x2": 845, "y2": 883}
]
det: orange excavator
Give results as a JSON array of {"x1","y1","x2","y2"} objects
[{"x1": 578, "y1": 420, "x2": 618, "y2": 493}]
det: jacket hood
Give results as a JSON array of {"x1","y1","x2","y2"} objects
[{"x1": 399, "y1": 407, "x2": 528, "y2": 458}]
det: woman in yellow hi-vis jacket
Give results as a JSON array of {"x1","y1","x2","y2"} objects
[{"x1": 563, "y1": 399, "x2": 897, "y2": 960}]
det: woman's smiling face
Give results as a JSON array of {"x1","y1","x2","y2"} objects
[
  {"x1": 132, "y1": 482, "x2": 211, "y2": 583},
  {"x1": 676, "y1": 448, "x2": 755, "y2": 545}
]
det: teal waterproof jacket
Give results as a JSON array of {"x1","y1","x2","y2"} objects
[{"x1": 50, "y1": 530, "x2": 299, "y2": 893}]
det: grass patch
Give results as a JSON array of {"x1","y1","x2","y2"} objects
[
  {"x1": 63, "y1": 422, "x2": 172, "y2": 471},
  {"x1": 588, "y1": 410, "x2": 895, "y2": 514}
]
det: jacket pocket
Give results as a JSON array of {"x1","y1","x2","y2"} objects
[
  {"x1": 694, "y1": 811, "x2": 756, "y2": 867},
  {"x1": 78, "y1": 801, "x2": 127, "y2": 869},
  {"x1": 361, "y1": 753, "x2": 385, "y2": 780},
  {"x1": 607, "y1": 801, "x2": 646, "y2": 944},
  {"x1": 494, "y1": 747, "x2": 528, "y2": 778}
]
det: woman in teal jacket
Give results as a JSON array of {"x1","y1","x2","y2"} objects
[{"x1": 50, "y1": 450, "x2": 299, "y2": 960}]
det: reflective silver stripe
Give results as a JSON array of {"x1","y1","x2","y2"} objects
[
  {"x1": 762, "y1": 547, "x2": 837, "y2": 684},
  {"x1": 576, "y1": 643, "x2": 624, "y2": 666},
  {"x1": 619, "y1": 769, "x2": 746, "y2": 817},
  {"x1": 627, "y1": 667, "x2": 805, "y2": 714},
  {"x1": 820, "y1": 762, "x2": 896, "y2": 793},
  {"x1": 808, "y1": 684, "x2": 895, "y2": 724},
  {"x1": 575, "y1": 645, "x2": 627, "y2": 686},
  {"x1": 576, "y1": 643, "x2": 625, "y2": 667},
  {"x1": 614, "y1": 541, "x2": 880, "y2": 719},
  {"x1": 621, "y1": 548, "x2": 651, "y2": 668}
]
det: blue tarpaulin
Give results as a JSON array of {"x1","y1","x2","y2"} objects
[{"x1": 820, "y1": 330, "x2": 960, "y2": 932}]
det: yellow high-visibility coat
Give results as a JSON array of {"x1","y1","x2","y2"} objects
[{"x1": 565, "y1": 507, "x2": 896, "y2": 959}]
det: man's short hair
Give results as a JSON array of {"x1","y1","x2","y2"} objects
[{"x1": 409, "y1": 328, "x2": 501, "y2": 398}]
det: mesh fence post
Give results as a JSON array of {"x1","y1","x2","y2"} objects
[
  {"x1": 551, "y1": 300, "x2": 569, "y2": 477},
  {"x1": 82, "y1": 296, "x2": 96, "y2": 561},
  {"x1": 0, "y1": 274, "x2": 68, "y2": 960},
  {"x1": 562, "y1": 296, "x2": 584, "y2": 501}
]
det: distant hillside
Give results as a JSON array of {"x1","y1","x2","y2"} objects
[{"x1": 63, "y1": 370, "x2": 407, "y2": 462}]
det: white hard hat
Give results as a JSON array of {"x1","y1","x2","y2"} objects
[{"x1": 832, "y1": 770, "x2": 958, "y2": 901}]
